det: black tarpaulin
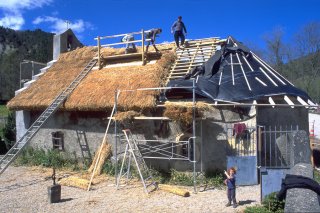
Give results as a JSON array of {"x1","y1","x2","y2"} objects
[{"x1": 167, "y1": 36, "x2": 311, "y2": 103}]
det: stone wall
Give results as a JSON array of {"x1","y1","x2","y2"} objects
[
  {"x1": 23, "y1": 106, "x2": 256, "y2": 172},
  {"x1": 257, "y1": 107, "x2": 309, "y2": 132}
]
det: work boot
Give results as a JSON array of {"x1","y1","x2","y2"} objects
[
  {"x1": 233, "y1": 203, "x2": 238, "y2": 208},
  {"x1": 225, "y1": 202, "x2": 231, "y2": 207}
]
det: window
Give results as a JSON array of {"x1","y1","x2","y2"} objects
[{"x1": 51, "y1": 131, "x2": 64, "y2": 151}]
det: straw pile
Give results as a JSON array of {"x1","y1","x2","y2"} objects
[
  {"x1": 163, "y1": 102, "x2": 209, "y2": 126},
  {"x1": 7, "y1": 48, "x2": 175, "y2": 111},
  {"x1": 158, "y1": 184, "x2": 190, "y2": 197},
  {"x1": 88, "y1": 142, "x2": 112, "y2": 177},
  {"x1": 58, "y1": 176, "x2": 90, "y2": 190}
]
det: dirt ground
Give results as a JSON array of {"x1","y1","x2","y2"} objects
[{"x1": 0, "y1": 166, "x2": 260, "y2": 213}]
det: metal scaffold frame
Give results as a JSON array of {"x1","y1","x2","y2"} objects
[{"x1": 113, "y1": 80, "x2": 199, "y2": 192}]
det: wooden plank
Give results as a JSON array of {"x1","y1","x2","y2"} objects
[
  {"x1": 133, "y1": 117, "x2": 171, "y2": 120},
  {"x1": 104, "y1": 53, "x2": 142, "y2": 60},
  {"x1": 95, "y1": 31, "x2": 143, "y2": 40},
  {"x1": 101, "y1": 39, "x2": 151, "y2": 47}
]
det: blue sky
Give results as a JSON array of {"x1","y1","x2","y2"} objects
[{"x1": 0, "y1": 0, "x2": 320, "y2": 48}]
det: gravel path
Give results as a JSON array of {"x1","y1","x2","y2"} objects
[{"x1": 0, "y1": 166, "x2": 260, "y2": 213}]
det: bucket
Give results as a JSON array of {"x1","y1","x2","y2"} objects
[{"x1": 48, "y1": 184, "x2": 61, "y2": 203}]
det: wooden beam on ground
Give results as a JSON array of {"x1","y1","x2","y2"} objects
[{"x1": 158, "y1": 184, "x2": 190, "y2": 197}]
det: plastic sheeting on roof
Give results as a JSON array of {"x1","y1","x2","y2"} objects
[{"x1": 167, "y1": 36, "x2": 311, "y2": 103}]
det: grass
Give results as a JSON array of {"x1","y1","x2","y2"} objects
[
  {"x1": 314, "y1": 169, "x2": 320, "y2": 183},
  {"x1": 15, "y1": 147, "x2": 225, "y2": 188},
  {"x1": 0, "y1": 105, "x2": 9, "y2": 117},
  {"x1": 15, "y1": 147, "x2": 80, "y2": 170}
]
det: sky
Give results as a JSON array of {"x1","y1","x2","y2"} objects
[{"x1": 0, "y1": 0, "x2": 320, "y2": 48}]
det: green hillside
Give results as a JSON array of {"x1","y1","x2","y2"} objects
[{"x1": 0, "y1": 27, "x2": 53, "y2": 100}]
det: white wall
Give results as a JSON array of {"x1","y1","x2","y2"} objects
[{"x1": 309, "y1": 113, "x2": 320, "y2": 139}]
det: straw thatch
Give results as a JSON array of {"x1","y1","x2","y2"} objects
[{"x1": 7, "y1": 47, "x2": 175, "y2": 111}]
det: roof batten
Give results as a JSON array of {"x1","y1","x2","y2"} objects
[
  {"x1": 255, "y1": 77, "x2": 267, "y2": 86},
  {"x1": 230, "y1": 53, "x2": 235, "y2": 85},
  {"x1": 236, "y1": 53, "x2": 251, "y2": 91},
  {"x1": 259, "y1": 67, "x2": 278, "y2": 87},
  {"x1": 251, "y1": 52, "x2": 289, "y2": 86},
  {"x1": 284, "y1": 95, "x2": 295, "y2": 108},
  {"x1": 268, "y1": 97, "x2": 276, "y2": 108},
  {"x1": 219, "y1": 71, "x2": 223, "y2": 85},
  {"x1": 297, "y1": 96, "x2": 308, "y2": 106},
  {"x1": 242, "y1": 54, "x2": 254, "y2": 71}
]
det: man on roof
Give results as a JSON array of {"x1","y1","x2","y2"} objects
[
  {"x1": 121, "y1": 34, "x2": 137, "y2": 54},
  {"x1": 145, "y1": 28, "x2": 162, "y2": 53},
  {"x1": 171, "y1": 16, "x2": 187, "y2": 49}
]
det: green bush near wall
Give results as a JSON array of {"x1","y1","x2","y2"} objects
[{"x1": 15, "y1": 147, "x2": 79, "y2": 170}]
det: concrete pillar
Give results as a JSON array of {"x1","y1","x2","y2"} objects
[
  {"x1": 284, "y1": 130, "x2": 320, "y2": 212},
  {"x1": 16, "y1": 110, "x2": 30, "y2": 140}
]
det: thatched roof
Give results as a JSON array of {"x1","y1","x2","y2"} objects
[{"x1": 7, "y1": 46, "x2": 175, "y2": 111}]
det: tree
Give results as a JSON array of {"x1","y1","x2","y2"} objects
[
  {"x1": 263, "y1": 26, "x2": 287, "y2": 68},
  {"x1": 293, "y1": 22, "x2": 320, "y2": 103},
  {"x1": 2, "y1": 112, "x2": 16, "y2": 150}
]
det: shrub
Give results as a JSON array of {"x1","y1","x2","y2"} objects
[
  {"x1": 15, "y1": 147, "x2": 79, "y2": 170},
  {"x1": 262, "y1": 192, "x2": 285, "y2": 213},
  {"x1": 102, "y1": 160, "x2": 116, "y2": 176},
  {"x1": 2, "y1": 112, "x2": 15, "y2": 150},
  {"x1": 314, "y1": 169, "x2": 320, "y2": 183},
  {"x1": 244, "y1": 205, "x2": 271, "y2": 213}
]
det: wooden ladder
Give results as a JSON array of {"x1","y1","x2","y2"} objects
[{"x1": 166, "y1": 38, "x2": 220, "y2": 84}]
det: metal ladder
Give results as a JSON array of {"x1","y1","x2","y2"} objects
[
  {"x1": 117, "y1": 129, "x2": 157, "y2": 194},
  {"x1": 0, "y1": 58, "x2": 97, "y2": 175}
]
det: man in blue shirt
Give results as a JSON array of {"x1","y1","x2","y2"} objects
[
  {"x1": 171, "y1": 16, "x2": 187, "y2": 49},
  {"x1": 145, "y1": 28, "x2": 162, "y2": 53}
]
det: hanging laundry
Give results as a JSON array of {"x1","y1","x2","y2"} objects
[{"x1": 232, "y1": 123, "x2": 247, "y2": 136}]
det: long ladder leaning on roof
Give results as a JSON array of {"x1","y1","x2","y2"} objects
[
  {"x1": 117, "y1": 129, "x2": 158, "y2": 194},
  {"x1": 0, "y1": 58, "x2": 98, "y2": 175}
]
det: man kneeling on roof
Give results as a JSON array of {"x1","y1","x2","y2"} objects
[
  {"x1": 145, "y1": 28, "x2": 162, "y2": 53},
  {"x1": 121, "y1": 34, "x2": 137, "y2": 54}
]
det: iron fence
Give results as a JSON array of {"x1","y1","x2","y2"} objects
[{"x1": 257, "y1": 125, "x2": 299, "y2": 168}]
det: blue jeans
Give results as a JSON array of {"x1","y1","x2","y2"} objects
[
  {"x1": 227, "y1": 188, "x2": 236, "y2": 204},
  {"x1": 174, "y1": 31, "x2": 185, "y2": 47}
]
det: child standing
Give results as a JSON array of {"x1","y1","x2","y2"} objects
[{"x1": 224, "y1": 167, "x2": 237, "y2": 208}]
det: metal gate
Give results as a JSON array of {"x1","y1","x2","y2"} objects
[
  {"x1": 257, "y1": 125, "x2": 299, "y2": 168},
  {"x1": 226, "y1": 124, "x2": 257, "y2": 185}
]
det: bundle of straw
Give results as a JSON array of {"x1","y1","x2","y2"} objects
[
  {"x1": 88, "y1": 142, "x2": 111, "y2": 177},
  {"x1": 158, "y1": 184, "x2": 190, "y2": 197},
  {"x1": 58, "y1": 176, "x2": 90, "y2": 190}
]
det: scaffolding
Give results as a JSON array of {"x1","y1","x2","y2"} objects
[
  {"x1": 113, "y1": 81, "x2": 199, "y2": 192},
  {"x1": 94, "y1": 29, "x2": 156, "y2": 69}
]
